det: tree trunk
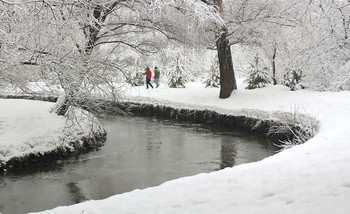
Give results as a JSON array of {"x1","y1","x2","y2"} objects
[
  {"x1": 216, "y1": 28, "x2": 237, "y2": 98},
  {"x1": 213, "y1": 0, "x2": 237, "y2": 99},
  {"x1": 272, "y1": 46, "x2": 277, "y2": 85},
  {"x1": 52, "y1": 73, "x2": 80, "y2": 116},
  {"x1": 338, "y1": 8, "x2": 348, "y2": 40},
  {"x1": 51, "y1": 95, "x2": 70, "y2": 116}
]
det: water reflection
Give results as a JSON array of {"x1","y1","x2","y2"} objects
[
  {"x1": 0, "y1": 116, "x2": 278, "y2": 214},
  {"x1": 146, "y1": 120, "x2": 162, "y2": 152},
  {"x1": 67, "y1": 182, "x2": 88, "y2": 203},
  {"x1": 219, "y1": 137, "x2": 237, "y2": 169}
]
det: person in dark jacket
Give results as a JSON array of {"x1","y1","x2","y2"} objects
[
  {"x1": 142, "y1": 67, "x2": 153, "y2": 89},
  {"x1": 153, "y1": 66, "x2": 160, "y2": 88}
]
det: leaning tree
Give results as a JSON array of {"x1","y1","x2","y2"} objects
[{"x1": 0, "y1": 0, "x2": 223, "y2": 114}]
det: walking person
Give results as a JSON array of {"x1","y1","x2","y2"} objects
[
  {"x1": 153, "y1": 66, "x2": 160, "y2": 88},
  {"x1": 142, "y1": 66, "x2": 153, "y2": 89}
]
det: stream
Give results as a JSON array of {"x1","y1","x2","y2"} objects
[{"x1": 0, "y1": 115, "x2": 279, "y2": 214}]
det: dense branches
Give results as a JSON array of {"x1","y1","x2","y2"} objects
[
  {"x1": 0, "y1": 0, "x2": 349, "y2": 108},
  {"x1": 0, "y1": 0, "x2": 225, "y2": 113}
]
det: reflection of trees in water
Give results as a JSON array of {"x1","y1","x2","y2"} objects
[
  {"x1": 145, "y1": 120, "x2": 163, "y2": 152},
  {"x1": 219, "y1": 136, "x2": 237, "y2": 169},
  {"x1": 67, "y1": 182, "x2": 88, "y2": 203}
]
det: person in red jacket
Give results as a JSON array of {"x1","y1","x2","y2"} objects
[{"x1": 142, "y1": 66, "x2": 154, "y2": 89}]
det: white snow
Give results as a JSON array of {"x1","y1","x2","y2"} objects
[
  {"x1": 0, "y1": 99, "x2": 103, "y2": 163},
  {"x1": 2, "y1": 79, "x2": 350, "y2": 214}
]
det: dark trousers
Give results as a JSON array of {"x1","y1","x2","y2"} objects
[{"x1": 146, "y1": 78, "x2": 153, "y2": 89}]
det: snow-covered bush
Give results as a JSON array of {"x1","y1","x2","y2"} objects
[
  {"x1": 283, "y1": 68, "x2": 304, "y2": 91},
  {"x1": 167, "y1": 55, "x2": 189, "y2": 88},
  {"x1": 125, "y1": 59, "x2": 144, "y2": 87},
  {"x1": 304, "y1": 61, "x2": 350, "y2": 91},
  {"x1": 244, "y1": 55, "x2": 270, "y2": 89},
  {"x1": 203, "y1": 57, "x2": 220, "y2": 88},
  {"x1": 336, "y1": 66, "x2": 350, "y2": 91},
  {"x1": 269, "y1": 108, "x2": 318, "y2": 151}
]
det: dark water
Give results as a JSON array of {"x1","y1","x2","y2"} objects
[{"x1": 0, "y1": 116, "x2": 278, "y2": 214}]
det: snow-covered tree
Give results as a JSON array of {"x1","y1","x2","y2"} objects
[
  {"x1": 270, "y1": 0, "x2": 350, "y2": 91},
  {"x1": 244, "y1": 55, "x2": 270, "y2": 90},
  {"x1": 283, "y1": 67, "x2": 304, "y2": 91},
  {"x1": 0, "y1": 0, "x2": 223, "y2": 114},
  {"x1": 124, "y1": 58, "x2": 144, "y2": 87},
  {"x1": 210, "y1": 0, "x2": 237, "y2": 98},
  {"x1": 200, "y1": 0, "x2": 293, "y2": 97},
  {"x1": 302, "y1": 1, "x2": 350, "y2": 91},
  {"x1": 2, "y1": 0, "x2": 349, "y2": 110},
  {"x1": 222, "y1": 0, "x2": 350, "y2": 93},
  {"x1": 167, "y1": 54, "x2": 189, "y2": 88},
  {"x1": 203, "y1": 57, "x2": 220, "y2": 88}
]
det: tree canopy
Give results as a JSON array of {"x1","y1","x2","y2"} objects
[{"x1": 0, "y1": 0, "x2": 349, "y2": 107}]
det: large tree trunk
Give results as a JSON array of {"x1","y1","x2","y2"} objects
[
  {"x1": 213, "y1": 0, "x2": 237, "y2": 99},
  {"x1": 216, "y1": 28, "x2": 237, "y2": 98}
]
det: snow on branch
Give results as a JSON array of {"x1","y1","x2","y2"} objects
[{"x1": 143, "y1": 0, "x2": 224, "y2": 27}]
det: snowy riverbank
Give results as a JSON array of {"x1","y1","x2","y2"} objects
[
  {"x1": 29, "y1": 81, "x2": 350, "y2": 214},
  {"x1": 0, "y1": 99, "x2": 106, "y2": 171}
]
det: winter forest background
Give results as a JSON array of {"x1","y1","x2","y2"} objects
[{"x1": 1, "y1": 0, "x2": 350, "y2": 107}]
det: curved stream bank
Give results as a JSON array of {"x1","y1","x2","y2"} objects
[
  {"x1": 112, "y1": 101, "x2": 296, "y2": 142},
  {"x1": 0, "y1": 131, "x2": 107, "y2": 172},
  {"x1": 0, "y1": 95, "x2": 107, "y2": 172},
  {"x1": 0, "y1": 94, "x2": 300, "y2": 171}
]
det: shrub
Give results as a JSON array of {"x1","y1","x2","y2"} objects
[
  {"x1": 283, "y1": 68, "x2": 304, "y2": 91},
  {"x1": 245, "y1": 55, "x2": 271, "y2": 89},
  {"x1": 167, "y1": 55, "x2": 189, "y2": 88},
  {"x1": 125, "y1": 59, "x2": 144, "y2": 86},
  {"x1": 126, "y1": 72, "x2": 144, "y2": 87},
  {"x1": 268, "y1": 108, "x2": 318, "y2": 151},
  {"x1": 203, "y1": 57, "x2": 220, "y2": 88}
]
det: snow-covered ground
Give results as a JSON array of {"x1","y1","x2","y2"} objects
[
  {"x1": 0, "y1": 99, "x2": 103, "y2": 165},
  {"x1": 2, "y1": 79, "x2": 350, "y2": 214}
]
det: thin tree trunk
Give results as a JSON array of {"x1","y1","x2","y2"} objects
[
  {"x1": 338, "y1": 8, "x2": 348, "y2": 40},
  {"x1": 53, "y1": 73, "x2": 79, "y2": 116},
  {"x1": 217, "y1": 28, "x2": 237, "y2": 98},
  {"x1": 272, "y1": 46, "x2": 277, "y2": 85}
]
